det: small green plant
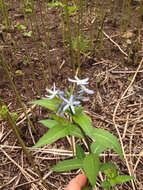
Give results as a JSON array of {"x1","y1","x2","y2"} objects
[
  {"x1": 16, "y1": 22, "x2": 32, "y2": 37},
  {"x1": 47, "y1": 0, "x2": 77, "y2": 15},
  {"x1": 23, "y1": 55, "x2": 29, "y2": 65},
  {"x1": 24, "y1": 0, "x2": 32, "y2": 14},
  {"x1": 0, "y1": 105, "x2": 18, "y2": 121},
  {"x1": 25, "y1": 8, "x2": 32, "y2": 14},
  {"x1": 23, "y1": 30, "x2": 32, "y2": 37},
  {"x1": 15, "y1": 70, "x2": 24, "y2": 76},
  {"x1": 30, "y1": 76, "x2": 133, "y2": 190},
  {"x1": 16, "y1": 22, "x2": 27, "y2": 31},
  {"x1": 47, "y1": 0, "x2": 64, "y2": 8},
  {"x1": 24, "y1": 0, "x2": 32, "y2": 7}
]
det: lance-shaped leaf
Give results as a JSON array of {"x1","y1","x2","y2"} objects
[
  {"x1": 68, "y1": 124, "x2": 84, "y2": 138},
  {"x1": 72, "y1": 113, "x2": 93, "y2": 138},
  {"x1": 100, "y1": 162, "x2": 116, "y2": 172},
  {"x1": 92, "y1": 129, "x2": 123, "y2": 159},
  {"x1": 76, "y1": 144, "x2": 86, "y2": 159},
  {"x1": 110, "y1": 175, "x2": 134, "y2": 187},
  {"x1": 83, "y1": 153, "x2": 100, "y2": 187},
  {"x1": 90, "y1": 141, "x2": 107, "y2": 155},
  {"x1": 101, "y1": 181, "x2": 111, "y2": 189},
  {"x1": 51, "y1": 158, "x2": 83, "y2": 172},
  {"x1": 49, "y1": 114, "x2": 84, "y2": 138},
  {"x1": 32, "y1": 124, "x2": 69, "y2": 148},
  {"x1": 49, "y1": 114, "x2": 69, "y2": 125},
  {"x1": 29, "y1": 98, "x2": 60, "y2": 111},
  {"x1": 39, "y1": 119, "x2": 58, "y2": 128}
]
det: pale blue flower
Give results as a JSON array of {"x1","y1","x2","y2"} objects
[
  {"x1": 68, "y1": 76, "x2": 94, "y2": 95},
  {"x1": 80, "y1": 85, "x2": 94, "y2": 94},
  {"x1": 68, "y1": 76, "x2": 89, "y2": 85},
  {"x1": 60, "y1": 95, "x2": 80, "y2": 114},
  {"x1": 45, "y1": 83, "x2": 63, "y2": 99}
]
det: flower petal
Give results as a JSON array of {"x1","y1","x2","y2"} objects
[
  {"x1": 63, "y1": 104, "x2": 69, "y2": 112},
  {"x1": 45, "y1": 94, "x2": 55, "y2": 99},
  {"x1": 70, "y1": 105, "x2": 75, "y2": 114},
  {"x1": 81, "y1": 85, "x2": 94, "y2": 94},
  {"x1": 68, "y1": 78, "x2": 77, "y2": 83}
]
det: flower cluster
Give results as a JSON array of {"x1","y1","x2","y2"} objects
[{"x1": 45, "y1": 76, "x2": 94, "y2": 115}]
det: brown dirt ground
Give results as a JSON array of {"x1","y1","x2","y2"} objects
[{"x1": 0, "y1": 0, "x2": 143, "y2": 189}]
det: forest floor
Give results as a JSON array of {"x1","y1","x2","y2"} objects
[{"x1": 0, "y1": 0, "x2": 143, "y2": 189}]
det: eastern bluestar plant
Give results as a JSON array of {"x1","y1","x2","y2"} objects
[
  {"x1": 45, "y1": 77, "x2": 93, "y2": 115},
  {"x1": 29, "y1": 76, "x2": 133, "y2": 190}
]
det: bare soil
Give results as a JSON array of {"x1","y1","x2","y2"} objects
[{"x1": 0, "y1": 0, "x2": 143, "y2": 189}]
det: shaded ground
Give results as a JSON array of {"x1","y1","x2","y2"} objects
[{"x1": 0, "y1": 0, "x2": 143, "y2": 189}]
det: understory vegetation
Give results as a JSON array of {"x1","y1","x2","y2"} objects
[{"x1": 0, "y1": 0, "x2": 143, "y2": 189}]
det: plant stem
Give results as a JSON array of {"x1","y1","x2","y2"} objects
[
  {"x1": 63, "y1": 0, "x2": 75, "y2": 74},
  {"x1": 70, "y1": 108, "x2": 91, "y2": 153},
  {"x1": 0, "y1": 99, "x2": 49, "y2": 190},
  {"x1": 73, "y1": 119, "x2": 92, "y2": 153},
  {"x1": 0, "y1": 55, "x2": 36, "y2": 133}
]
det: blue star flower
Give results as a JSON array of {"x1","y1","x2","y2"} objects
[
  {"x1": 45, "y1": 83, "x2": 63, "y2": 99},
  {"x1": 68, "y1": 76, "x2": 94, "y2": 94},
  {"x1": 68, "y1": 76, "x2": 89, "y2": 85},
  {"x1": 60, "y1": 95, "x2": 81, "y2": 114},
  {"x1": 80, "y1": 85, "x2": 94, "y2": 95}
]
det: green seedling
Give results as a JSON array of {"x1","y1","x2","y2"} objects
[
  {"x1": 25, "y1": 0, "x2": 32, "y2": 7},
  {"x1": 30, "y1": 76, "x2": 133, "y2": 189},
  {"x1": 11, "y1": 113, "x2": 18, "y2": 121},
  {"x1": 25, "y1": 8, "x2": 32, "y2": 14},
  {"x1": 47, "y1": 0, "x2": 77, "y2": 15},
  {"x1": 24, "y1": 0, "x2": 32, "y2": 14},
  {"x1": 23, "y1": 30, "x2": 32, "y2": 37},
  {"x1": 16, "y1": 22, "x2": 27, "y2": 31},
  {"x1": 15, "y1": 70, "x2": 24, "y2": 76},
  {"x1": 47, "y1": 1, "x2": 64, "y2": 8},
  {"x1": 0, "y1": 105, "x2": 8, "y2": 120},
  {"x1": 23, "y1": 56, "x2": 29, "y2": 65},
  {"x1": 16, "y1": 22, "x2": 32, "y2": 38},
  {"x1": 0, "y1": 105, "x2": 18, "y2": 121}
]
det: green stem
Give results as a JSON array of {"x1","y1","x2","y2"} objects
[
  {"x1": 70, "y1": 108, "x2": 91, "y2": 153},
  {"x1": 63, "y1": 0, "x2": 75, "y2": 75},
  {"x1": 0, "y1": 55, "x2": 36, "y2": 133},
  {"x1": 0, "y1": 99, "x2": 49, "y2": 190},
  {"x1": 73, "y1": 119, "x2": 92, "y2": 153},
  {"x1": 0, "y1": 0, "x2": 11, "y2": 30}
]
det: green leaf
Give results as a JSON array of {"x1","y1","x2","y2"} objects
[
  {"x1": 110, "y1": 175, "x2": 134, "y2": 187},
  {"x1": 100, "y1": 162, "x2": 116, "y2": 172},
  {"x1": 104, "y1": 168, "x2": 117, "y2": 179},
  {"x1": 76, "y1": 144, "x2": 86, "y2": 159},
  {"x1": 48, "y1": 114, "x2": 84, "y2": 138},
  {"x1": 83, "y1": 153, "x2": 100, "y2": 187},
  {"x1": 25, "y1": 8, "x2": 32, "y2": 13},
  {"x1": 23, "y1": 31, "x2": 32, "y2": 37},
  {"x1": 39, "y1": 119, "x2": 58, "y2": 128},
  {"x1": 101, "y1": 181, "x2": 110, "y2": 190},
  {"x1": 90, "y1": 141, "x2": 107, "y2": 155},
  {"x1": 72, "y1": 113, "x2": 93, "y2": 137},
  {"x1": 32, "y1": 124, "x2": 69, "y2": 148},
  {"x1": 102, "y1": 163, "x2": 117, "y2": 179},
  {"x1": 29, "y1": 98, "x2": 60, "y2": 111},
  {"x1": 49, "y1": 114, "x2": 69, "y2": 125},
  {"x1": 68, "y1": 124, "x2": 84, "y2": 138},
  {"x1": 92, "y1": 129, "x2": 123, "y2": 159},
  {"x1": 0, "y1": 105, "x2": 8, "y2": 120},
  {"x1": 52, "y1": 158, "x2": 83, "y2": 172}
]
